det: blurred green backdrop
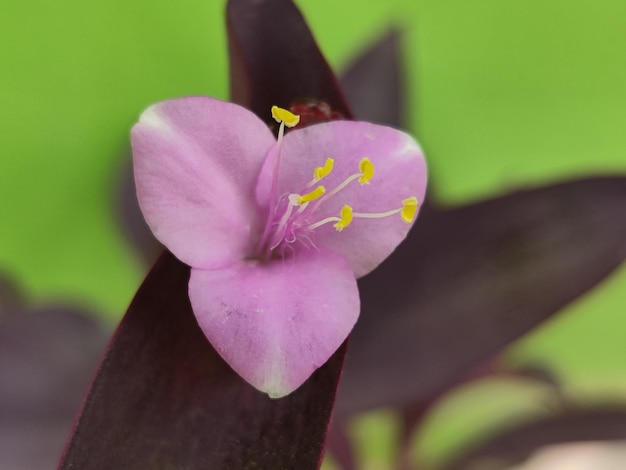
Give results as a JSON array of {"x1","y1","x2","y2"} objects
[{"x1": 2, "y1": 0, "x2": 625, "y2": 467}]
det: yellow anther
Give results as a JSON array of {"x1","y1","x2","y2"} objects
[
  {"x1": 400, "y1": 196, "x2": 419, "y2": 223},
  {"x1": 358, "y1": 157, "x2": 374, "y2": 184},
  {"x1": 334, "y1": 205, "x2": 353, "y2": 232},
  {"x1": 314, "y1": 158, "x2": 334, "y2": 181},
  {"x1": 271, "y1": 105, "x2": 300, "y2": 128},
  {"x1": 297, "y1": 186, "x2": 326, "y2": 205}
]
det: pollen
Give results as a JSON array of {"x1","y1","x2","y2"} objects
[
  {"x1": 400, "y1": 196, "x2": 419, "y2": 223},
  {"x1": 297, "y1": 185, "x2": 326, "y2": 205},
  {"x1": 334, "y1": 205, "x2": 353, "y2": 232},
  {"x1": 271, "y1": 105, "x2": 300, "y2": 128},
  {"x1": 314, "y1": 158, "x2": 334, "y2": 181},
  {"x1": 358, "y1": 157, "x2": 374, "y2": 184}
]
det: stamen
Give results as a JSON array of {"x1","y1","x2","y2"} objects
[
  {"x1": 351, "y1": 197, "x2": 419, "y2": 224},
  {"x1": 351, "y1": 209, "x2": 401, "y2": 219},
  {"x1": 312, "y1": 157, "x2": 376, "y2": 211},
  {"x1": 271, "y1": 106, "x2": 300, "y2": 188},
  {"x1": 296, "y1": 186, "x2": 326, "y2": 205},
  {"x1": 307, "y1": 215, "x2": 340, "y2": 231},
  {"x1": 307, "y1": 205, "x2": 354, "y2": 232},
  {"x1": 358, "y1": 157, "x2": 374, "y2": 184},
  {"x1": 257, "y1": 114, "x2": 417, "y2": 259},
  {"x1": 400, "y1": 197, "x2": 419, "y2": 223},
  {"x1": 271, "y1": 106, "x2": 300, "y2": 128},
  {"x1": 304, "y1": 158, "x2": 334, "y2": 189},
  {"x1": 270, "y1": 199, "x2": 297, "y2": 249},
  {"x1": 314, "y1": 158, "x2": 334, "y2": 181},
  {"x1": 334, "y1": 205, "x2": 353, "y2": 232},
  {"x1": 257, "y1": 105, "x2": 301, "y2": 256}
]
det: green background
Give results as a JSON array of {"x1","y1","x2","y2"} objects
[{"x1": 2, "y1": 1, "x2": 625, "y2": 467}]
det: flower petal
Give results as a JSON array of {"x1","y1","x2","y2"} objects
[
  {"x1": 188, "y1": 248, "x2": 359, "y2": 398},
  {"x1": 257, "y1": 121, "x2": 427, "y2": 278},
  {"x1": 131, "y1": 97, "x2": 275, "y2": 269}
]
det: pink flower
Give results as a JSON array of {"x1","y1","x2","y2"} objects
[{"x1": 131, "y1": 97, "x2": 427, "y2": 397}]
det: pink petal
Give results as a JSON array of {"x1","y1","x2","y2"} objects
[
  {"x1": 256, "y1": 121, "x2": 427, "y2": 278},
  {"x1": 188, "y1": 249, "x2": 359, "y2": 398},
  {"x1": 131, "y1": 97, "x2": 276, "y2": 269}
]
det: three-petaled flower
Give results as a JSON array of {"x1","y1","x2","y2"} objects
[{"x1": 131, "y1": 97, "x2": 427, "y2": 397}]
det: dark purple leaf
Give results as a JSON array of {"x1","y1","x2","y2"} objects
[
  {"x1": 442, "y1": 408, "x2": 626, "y2": 470},
  {"x1": 59, "y1": 254, "x2": 347, "y2": 469},
  {"x1": 505, "y1": 363, "x2": 562, "y2": 391},
  {"x1": 328, "y1": 361, "x2": 563, "y2": 470},
  {"x1": 393, "y1": 361, "x2": 564, "y2": 462},
  {"x1": 227, "y1": 0, "x2": 352, "y2": 122},
  {"x1": 326, "y1": 421, "x2": 357, "y2": 470},
  {"x1": 339, "y1": 30, "x2": 404, "y2": 127},
  {"x1": 61, "y1": 0, "x2": 355, "y2": 468},
  {"x1": 338, "y1": 177, "x2": 626, "y2": 414},
  {"x1": 0, "y1": 307, "x2": 108, "y2": 470}
]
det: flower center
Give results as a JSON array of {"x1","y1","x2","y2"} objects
[{"x1": 256, "y1": 106, "x2": 419, "y2": 260}]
